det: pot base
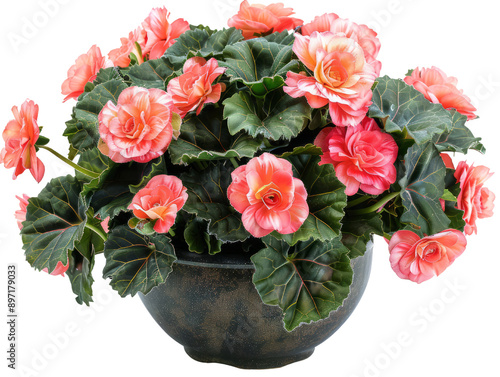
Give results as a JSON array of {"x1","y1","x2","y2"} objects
[{"x1": 184, "y1": 346, "x2": 314, "y2": 369}]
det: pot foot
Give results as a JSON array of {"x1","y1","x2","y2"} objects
[{"x1": 184, "y1": 347, "x2": 315, "y2": 369}]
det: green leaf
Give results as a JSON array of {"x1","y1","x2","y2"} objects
[
  {"x1": 262, "y1": 30, "x2": 295, "y2": 45},
  {"x1": 341, "y1": 212, "x2": 383, "y2": 259},
  {"x1": 441, "y1": 189, "x2": 457, "y2": 202},
  {"x1": 127, "y1": 58, "x2": 181, "y2": 89},
  {"x1": 77, "y1": 148, "x2": 115, "y2": 198},
  {"x1": 273, "y1": 155, "x2": 347, "y2": 244},
  {"x1": 164, "y1": 28, "x2": 243, "y2": 65},
  {"x1": 221, "y1": 38, "x2": 300, "y2": 96},
  {"x1": 103, "y1": 226, "x2": 176, "y2": 297},
  {"x1": 223, "y1": 90, "x2": 311, "y2": 140},
  {"x1": 21, "y1": 176, "x2": 88, "y2": 273},
  {"x1": 399, "y1": 142, "x2": 450, "y2": 235},
  {"x1": 168, "y1": 106, "x2": 262, "y2": 164},
  {"x1": 66, "y1": 249, "x2": 95, "y2": 305},
  {"x1": 94, "y1": 67, "x2": 122, "y2": 85},
  {"x1": 252, "y1": 237, "x2": 353, "y2": 331},
  {"x1": 279, "y1": 144, "x2": 322, "y2": 158},
  {"x1": 184, "y1": 218, "x2": 223, "y2": 255},
  {"x1": 128, "y1": 156, "x2": 167, "y2": 194},
  {"x1": 369, "y1": 76, "x2": 453, "y2": 144},
  {"x1": 181, "y1": 162, "x2": 250, "y2": 242},
  {"x1": 64, "y1": 79, "x2": 128, "y2": 152},
  {"x1": 434, "y1": 110, "x2": 485, "y2": 153}
]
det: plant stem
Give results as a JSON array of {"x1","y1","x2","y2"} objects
[
  {"x1": 345, "y1": 195, "x2": 372, "y2": 209},
  {"x1": 383, "y1": 232, "x2": 392, "y2": 241},
  {"x1": 348, "y1": 191, "x2": 400, "y2": 215},
  {"x1": 229, "y1": 157, "x2": 239, "y2": 169},
  {"x1": 39, "y1": 145, "x2": 99, "y2": 179},
  {"x1": 168, "y1": 228, "x2": 176, "y2": 237},
  {"x1": 85, "y1": 222, "x2": 107, "y2": 242}
]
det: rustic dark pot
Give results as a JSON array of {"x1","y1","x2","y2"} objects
[{"x1": 140, "y1": 242, "x2": 373, "y2": 369}]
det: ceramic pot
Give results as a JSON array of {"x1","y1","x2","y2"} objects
[{"x1": 140, "y1": 242, "x2": 373, "y2": 369}]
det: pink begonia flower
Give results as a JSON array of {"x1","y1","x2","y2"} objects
[
  {"x1": 167, "y1": 57, "x2": 226, "y2": 118},
  {"x1": 301, "y1": 13, "x2": 381, "y2": 76},
  {"x1": 142, "y1": 7, "x2": 190, "y2": 60},
  {"x1": 14, "y1": 194, "x2": 30, "y2": 230},
  {"x1": 404, "y1": 66, "x2": 477, "y2": 120},
  {"x1": 227, "y1": 153, "x2": 309, "y2": 237},
  {"x1": 98, "y1": 86, "x2": 176, "y2": 164},
  {"x1": 454, "y1": 161, "x2": 495, "y2": 235},
  {"x1": 128, "y1": 175, "x2": 188, "y2": 234},
  {"x1": 228, "y1": 0, "x2": 303, "y2": 40},
  {"x1": 389, "y1": 229, "x2": 467, "y2": 283},
  {"x1": 284, "y1": 31, "x2": 377, "y2": 127},
  {"x1": 42, "y1": 259, "x2": 70, "y2": 277},
  {"x1": 315, "y1": 117, "x2": 398, "y2": 196},
  {"x1": 0, "y1": 100, "x2": 45, "y2": 183},
  {"x1": 101, "y1": 217, "x2": 110, "y2": 233},
  {"x1": 61, "y1": 45, "x2": 111, "y2": 102},
  {"x1": 108, "y1": 28, "x2": 146, "y2": 68}
]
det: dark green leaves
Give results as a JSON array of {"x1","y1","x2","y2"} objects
[
  {"x1": 369, "y1": 76, "x2": 453, "y2": 144},
  {"x1": 252, "y1": 237, "x2": 353, "y2": 331},
  {"x1": 164, "y1": 28, "x2": 244, "y2": 65},
  {"x1": 434, "y1": 110, "x2": 485, "y2": 153},
  {"x1": 127, "y1": 58, "x2": 181, "y2": 89},
  {"x1": 103, "y1": 226, "x2": 176, "y2": 297},
  {"x1": 168, "y1": 106, "x2": 261, "y2": 164},
  {"x1": 64, "y1": 79, "x2": 128, "y2": 152},
  {"x1": 399, "y1": 142, "x2": 450, "y2": 235},
  {"x1": 221, "y1": 38, "x2": 299, "y2": 96},
  {"x1": 276, "y1": 155, "x2": 347, "y2": 244},
  {"x1": 223, "y1": 90, "x2": 311, "y2": 140},
  {"x1": 181, "y1": 162, "x2": 250, "y2": 242},
  {"x1": 184, "y1": 218, "x2": 222, "y2": 255},
  {"x1": 21, "y1": 176, "x2": 87, "y2": 273}
]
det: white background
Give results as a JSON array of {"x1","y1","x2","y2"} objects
[{"x1": 0, "y1": 0, "x2": 499, "y2": 376}]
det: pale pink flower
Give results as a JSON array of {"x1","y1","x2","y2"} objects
[
  {"x1": 42, "y1": 259, "x2": 70, "y2": 277},
  {"x1": 454, "y1": 161, "x2": 495, "y2": 235},
  {"x1": 315, "y1": 117, "x2": 398, "y2": 195},
  {"x1": 98, "y1": 86, "x2": 174, "y2": 163},
  {"x1": 227, "y1": 153, "x2": 309, "y2": 237},
  {"x1": 61, "y1": 45, "x2": 110, "y2": 102},
  {"x1": 14, "y1": 194, "x2": 29, "y2": 230},
  {"x1": 228, "y1": 0, "x2": 303, "y2": 39},
  {"x1": 108, "y1": 28, "x2": 146, "y2": 68},
  {"x1": 128, "y1": 175, "x2": 188, "y2": 233},
  {"x1": 404, "y1": 66, "x2": 477, "y2": 120},
  {"x1": 142, "y1": 7, "x2": 190, "y2": 60},
  {"x1": 284, "y1": 32, "x2": 377, "y2": 127},
  {"x1": 0, "y1": 100, "x2": 45, "y2": 183},
  {"x1": 389, "y1": 229, "x2": 467, "y2": 283},
  {"x1": 301, "y1": 13, "x2": 381, "y2": 75},
  {"x1": 167, "y1": 57, "x2": 226, "y2": 118}
]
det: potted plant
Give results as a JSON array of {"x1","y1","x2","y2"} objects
[{"x1": 1, "y1": 0, "x2": 495, "y2": 371}]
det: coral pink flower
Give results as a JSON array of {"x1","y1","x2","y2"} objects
[
  {"x1": 441, "y1": 153, "x2": 455, "y2": 169},
  {"x1": 42, "y1": 259, "x2": 70, "y2": 277},
  {"x1": 142, "y1": 7, "x2": 190, "y2": 60},
  {"x1": 108, "y1": 28, "x2": 146, "y2": 68},
  {"x1": 101, "y1": 217, "x2": 110, "y2": 233},
  {"x1": 315, "y1": 117, "x2": 398, "y2": 195},
  {"x1": 128, "y1": 175, "x2": 188, "y2": 233},
  {"x1": 167, "y1": 57, "x2": 226, "y2": 118},
  {"x1": 284, "y1": 32, "x2": 377, "y2": 127},
  {"x1": 0, "y1": 100, "x2": 45, "y2": 183},
  {"x1": 389, "y1": 229, "x2": 467, "y2": 283},
  {"x1": 227, "y1": 153, "x2": 309, "y2": 237},
  {"x1": 404, "y1": 67, "x2": 477, "y2": 120},
  {"x1": 228, "y1": 0, "x2": 303, "y2": 39},
  {"x1": 301, "y1": 13, "x2": 381, "y2": 76},
  {"x1": 454, "y1": 161, "x2": 495, "y2": 235},
  {"x1": 98, "y1": 86, "x2": 175, "y2": 164},
  {"x1": 14, "y1": 194, "x2": 30, "y2": 230},
  {"x1": 61, "y1": 45, "x2": 110, "y2": 102}
]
